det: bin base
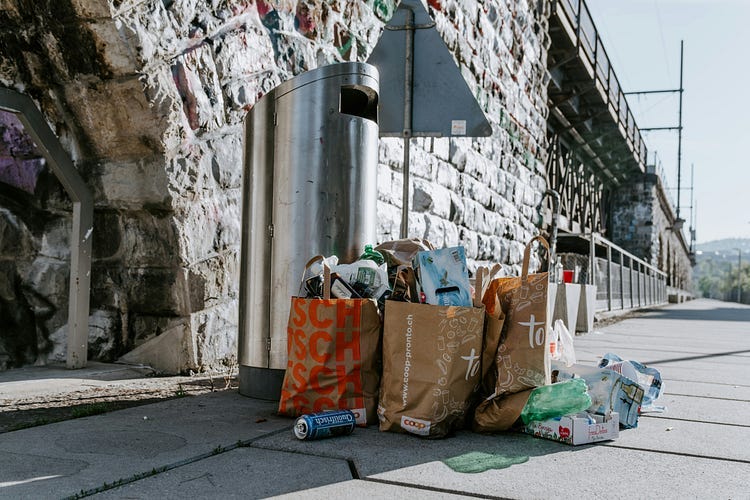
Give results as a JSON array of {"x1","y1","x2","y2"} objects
[{"x1": 238, "y1": 365, "x2": 285, "y2": 401}]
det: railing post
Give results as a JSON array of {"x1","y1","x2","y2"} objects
[
  {"x1": 629, "y1": 257, "x2": 635, "y2": 308},
  {"x1": 607, "y1": 244, "x2": 613, "y2": 311},
  {"x1": 589, "y1": 233, "x2": 596, "y2": 287},
  {"x1": 638, "y1": 262, "x2": 644, "y2": 307},
  {"x1": 619, "y1": 251, "x2": 625, "y2": 310}
]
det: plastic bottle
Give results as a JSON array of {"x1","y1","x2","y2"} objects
[
  {"x1": 359, "y1": 244, "x2": 385, "y2": 266},
  {"x1": 554, "y1": 256, "x2": 563, "y2": 284}
]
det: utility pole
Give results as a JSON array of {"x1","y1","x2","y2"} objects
[
  {"x1": 676, "y1": 40, "x2": 684, "y2": 222},
  {"x1": 625, "y1": 40, "x2": 685, "y2": 226}
]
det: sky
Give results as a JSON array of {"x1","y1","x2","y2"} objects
[{"x1": 584, "y1": 0, "x2": 750, "y2": 244}]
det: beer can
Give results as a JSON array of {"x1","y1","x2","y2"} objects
[{"x1": 293, "y1": 410, "x2": 356, "y2": 440}]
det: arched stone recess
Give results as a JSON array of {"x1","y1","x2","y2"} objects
[
  {"x1": 0, "y1": 88, "x2": 93, "y2": 369},
  {"x1": 0, "y1": 0, "x2": 190, "y2": 371}
]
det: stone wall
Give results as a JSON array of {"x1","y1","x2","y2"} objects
[
  {"x1": 610, "y1": 173, "x2": 692, "y2": 288},
  {"x1": 0, "y1": 0, "x2": 551, "y2": 372}
]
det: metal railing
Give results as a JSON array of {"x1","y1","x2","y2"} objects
[
  {"x1": 552, "y1": 0, "x2": 648, "y2": 169},
  {"x1": 559, "y1": 233, "x2": 668, "y2": 312}
]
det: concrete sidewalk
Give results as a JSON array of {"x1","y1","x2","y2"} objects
[{"x1": 1, "y1": 298, "x2": 748, "y2": 499}]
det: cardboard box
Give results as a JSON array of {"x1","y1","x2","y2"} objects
[{"x1": 524, "y1": 412, "x2": 619, "y2": 445}]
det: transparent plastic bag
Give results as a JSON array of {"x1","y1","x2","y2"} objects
[
  {"x1": 599, "y1": 353, "x2": 664, "y2": 411},
  {"x1": 550, "y1": 319, "x2": 576, "y2": 367},
  {"x1": 520, "y1": 378, "x2": 592, "y2": 424}
]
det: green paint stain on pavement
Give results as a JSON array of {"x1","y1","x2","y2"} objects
[{"x1": 443, "y1": 452, "x2": 529, "y2": 473}]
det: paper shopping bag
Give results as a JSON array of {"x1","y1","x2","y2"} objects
[
  {"x1": 377, "y1": 295, "x2": 485, "y2": 438},
  {"x1": 278, "y1": 257, "x2": 382, "y2": 425},
  {"x1": 491, "y1": 235, "x2": 551, "y2": 396}
]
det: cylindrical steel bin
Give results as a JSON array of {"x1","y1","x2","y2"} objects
[{"x1": 238, "y1": 62, "x2": 379, "y2": 400}]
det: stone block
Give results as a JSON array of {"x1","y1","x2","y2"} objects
[
  {"x1": 375, "y1": 200, "x2": 401, "y2": 242},
  {"x1": 423, "y1": 214, "x2": 446, "y2": 248},
  {"x1": 431, "y1": 137, "x2": 450, "y2": 161},
  {"x1": 124, "y1": 267, "x2": 191, "y2": 316},
  {"x1": 172, "y1": 43, "x2": 226, "y2": 132},
  {"x1": 118, "y1": 318, "x2": 196, "y2": 374},
  {"x1": 112, "y1": 1, "x2": 179, "y2": 62},
  {"x1": 0, "y1": 207, "x2": 35, "y2": 257},
  {"x1": 70, "y1": 0, "x2": 112, "y2": 19},
  {"x1": 436, "y1": 161, "x2": 459, "y2": 191},
  {"x1": 63, "y1": 76, "x2": 167, "y2": 161},
  {"x1": 173, "y1": 194, "x2": 240, "y2": 265},
  {"x1": 119, "y1": 211, "x2": 179, "y2": 267},
  {"x1": 208, "y1": 132, "x2": 244, "y2": 189},
  {"x1": 190, "y1": 300, "x2": 239, "y2": 369},
  {"x1": 85, "y1": 20, "x2": 140, "y2": 76},
  {"x1": 95, "y1": 158, "x2": 171, "y2": 209}
]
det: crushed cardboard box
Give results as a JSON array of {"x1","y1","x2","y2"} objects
[{"x1": 524, "y1": 412, "x2": 619, "y2": 445}]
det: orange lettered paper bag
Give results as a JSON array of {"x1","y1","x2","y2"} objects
[{"x1": 278, "y1": 297, "x2": 381, "y2": 425}]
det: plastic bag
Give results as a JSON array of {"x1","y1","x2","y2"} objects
[
  {"x1": 599, "y1": 353, "x2": 664, "y2": 411},
  {"x1": 549, "y1": 319, "x2": 576, "y2": 367},
  {"x1": 297, "y1": 255, "x2": 338, "y2": 297},
  {"x1": 520, "y1": 379, "x2": 592, "y2": 424},
  {"x1": 331, "y1": 260, "x2": 390, "y2": 300}
]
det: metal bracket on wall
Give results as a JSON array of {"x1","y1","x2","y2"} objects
[{"x1": 0, "y1": 87, "x2": 92, "y2": 369}]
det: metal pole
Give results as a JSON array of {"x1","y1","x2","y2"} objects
[
  {"x1": 619, "y1": 251, "x2": 625, "y2": 309},
  {"x1": 606, "y1": 244, "x2": 612, "y2": 311},
  {"x1": 400, "y1": 8, "x2": 415, "y2": 238},
  {"x1": 676, "y1": 40, "x2": 684, "y2": 221},
  {"x1": 589, "y1": 233, "x2": 596, "y2": 286}
]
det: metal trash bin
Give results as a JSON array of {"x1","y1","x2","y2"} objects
[{"x1": 238, "y1": 62, "x2": 380, "y2": 400}]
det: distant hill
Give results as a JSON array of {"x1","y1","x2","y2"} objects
[
  {"x1": 695, "y1": 238, "x2": 750, "y2": 256},
  {"x1": 693, "y1": 238, "x2": 749, "y2": 303}
]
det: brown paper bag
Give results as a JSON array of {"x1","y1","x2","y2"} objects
[
  {"x1": 473, "y1": 389, "x2": 533, "y2": 432},
  {"x1": 377, "y1": 290, "x2": 485, "y2": 438},
  {"x1": 278, "y1": 257, "x2": 382, "y2": 425},
  {"x1": 491, "y1": 235, "x2": 551, "y2": 396}
]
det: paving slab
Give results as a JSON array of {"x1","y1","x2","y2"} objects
[
  {"x1": 665, "y1": 380, "x2": 750, "y2": 400},
  {"x1": 641, "y1": 393, "x2": 750, "y2": 426},
  {"x1": 367, "y1": 444, "x2": 749, "y2": 500},
  {"x1": 269, "y1": 479, "x2": 473, "y2": 499},
  {"x1": 607, "y1": 415, "x2": 750, "y2": 462},
  {"x1": 93, "y1": 447, "x2": 354, "y2": 499},
  {"x1": 0, "y1": 391, "x2": 289, "y2": 499},
  {"x1": 251, "y1": 425, "x2": 568, "y2": 478}
]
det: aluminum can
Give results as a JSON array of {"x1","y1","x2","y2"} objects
[{"x1": 294, "y1": 410, "x2": 356, "y2": 440}]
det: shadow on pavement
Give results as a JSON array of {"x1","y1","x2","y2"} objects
[
  {"x1": 642, "y1": 348, "x2": 750, "y2": 365},
  {"x1": 640, "y1": 306, "x2": 750, "y2": 322},
  {"x1": 251, "y1": 423, "x2": 594, "y2": 479}
]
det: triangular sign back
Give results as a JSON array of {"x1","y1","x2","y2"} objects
[{"x1": 367, "y1": 0, "x2": 492, "y2": 137}]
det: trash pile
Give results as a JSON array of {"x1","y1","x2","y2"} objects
[{"x1": 277, "y1": 236, "x2": 664, "y2": 444}]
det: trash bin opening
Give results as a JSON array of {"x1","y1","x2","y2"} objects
[{"x1": 340, "y1": 85, "x2": 378, "y2": 123}]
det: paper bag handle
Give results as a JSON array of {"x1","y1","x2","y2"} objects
[
  {"x1": 301, "y1": 255, "x2": 332, "y2": 299},
  {"x1": 474, "y1": 264, "x2": 502, "y2": 307},
  {"x1": 521, "y1": 236, "x2": 550, "y2": 280}
]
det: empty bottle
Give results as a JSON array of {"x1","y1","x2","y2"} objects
[{"x1": 359, "y1": 244, "x2": 385, "y2": 266}]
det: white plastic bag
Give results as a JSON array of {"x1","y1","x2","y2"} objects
[{"x1": 550, "y1": 319, "x2": 576, "y2": 367}]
